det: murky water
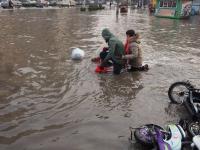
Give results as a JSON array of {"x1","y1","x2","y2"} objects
[{"x1": 0, "y1": 6, "x2": 200, "y2": 150}]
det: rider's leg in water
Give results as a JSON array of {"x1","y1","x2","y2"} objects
[
  {"x1": 128, "y1": 64, "x2": 149, "y2": 72},
  {"x1": 140, "y1": 64, "x2": 149, "y2": 71},
  {"x1": 113, "y1": 62, "x2": 123, "y2": 75}
]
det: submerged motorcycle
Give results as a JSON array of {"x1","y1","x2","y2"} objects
[
  {"x1": 168, "y1": 81, "x2": 200, "y2": 136},
  {"x1": 130, "y1": 124, "x2": 186, "y2": 150},
  {"x1": 130, "y1": 123, "x2": 200, "y2": 150}
]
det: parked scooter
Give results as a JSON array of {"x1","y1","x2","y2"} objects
[{"x1": 129, "y1": 124, "x2": 186, "y2": 150}]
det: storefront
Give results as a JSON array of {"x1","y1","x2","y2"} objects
[{"x1": 154, "y1": 0, "x2": 192, "y2": 19}]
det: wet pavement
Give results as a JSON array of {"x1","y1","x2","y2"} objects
[{"x1": 0, "y1": 6, "x2": 200, "y2": 150}]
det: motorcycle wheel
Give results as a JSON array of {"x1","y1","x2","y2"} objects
[
  {"x1": 187, "y1": 120, "x2": 200, "y2": 137},
  {"x1": 168, "y1": 81, "x2": 193, "y2": 104},
  {"x1": 134, "y1": 124, "x2": 163, "y2": 147}
]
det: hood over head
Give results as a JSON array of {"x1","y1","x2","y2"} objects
[{"x1": 101, "y1": 28, "x2": 114, "y2": 42}]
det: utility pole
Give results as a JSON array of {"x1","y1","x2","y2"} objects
[
  {"x1": 83, "y1": 0, "x2": 86, "y2": 7},
  {"x1": 116, "y1": 0, "x2": 119, "y2": 15},
  {"x1": 142, "y1": 0, "x2": 144, "y2": 8}
]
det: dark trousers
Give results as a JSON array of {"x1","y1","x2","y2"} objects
[
  {"x1": 113, "y1": 63, "x2": 123, "y2": 75},
  {"x1": 100, "y1": 51, "x2": 122, "y2": 75}
]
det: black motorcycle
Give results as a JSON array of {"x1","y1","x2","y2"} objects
[{"x1": 168, "y1": 81, "x2": 200, "y2": 137}]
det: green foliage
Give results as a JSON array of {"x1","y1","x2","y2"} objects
[
  {"x1": 88, "y1": 4, "x2": 105, "y2": 11},
  {"x1": 80, "y1": 7, "x2": 86, "y2": 11}
]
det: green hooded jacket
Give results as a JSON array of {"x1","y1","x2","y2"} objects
[{"x1": 101, "y1": 28, "x2": 125, "y2": 64}]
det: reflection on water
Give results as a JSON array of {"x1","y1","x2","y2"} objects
[
  {"x1": 0, "y1": 7, "x2": 200, "y2": 150},
  {"x1": 98, "y1": 73, "x2": 143, "y2": 111}
]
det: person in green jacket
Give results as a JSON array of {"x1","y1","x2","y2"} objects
[{"x1": 100, "y1": 28, "x2": 125, "y2": 75}]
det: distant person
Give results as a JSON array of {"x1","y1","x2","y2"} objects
[
  {"x1": 122, "y1": 29, "x2": 148, "y2": 71},
  {"x1": 99, "y1": 28, "x2": 125, "y2": 74},
  {"x1": 8, "y1": 0, "x2": 13, "y2": 8}
]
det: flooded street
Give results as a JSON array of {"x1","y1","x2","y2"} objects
[{"x1": 0, "y1": 6, "x2": 200, "y2": 150}]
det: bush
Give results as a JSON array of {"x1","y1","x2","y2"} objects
[
  {"x1": 88, "y1": 4, "x2": 105, "y2": 11},
  {"x1": 80, "y1": 7, "x2": 86, "y2": 11}
]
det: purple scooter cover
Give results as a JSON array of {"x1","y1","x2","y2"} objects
[{"x1": 155, "y1": 128, "x2": 172, "y2": 150}]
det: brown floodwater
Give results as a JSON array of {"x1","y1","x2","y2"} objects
[{"x1": 0, "y1": 6, "x2": 200, "y2": 150}]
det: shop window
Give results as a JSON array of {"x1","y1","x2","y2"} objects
[
  {"x1": 159, "y1": 0, "x2": 176, "y2": 8},
  {"x1": 163, "y1": 1, "x2": 168, "y2": 7},
  {"x1": 160, "y1": 1, "x2": 163, "y2": 7},
  {"x1": 168, "y1": 1, "x2": 172, "y2": 7},
  {"x1": 172, "y1": 1, "x2": 176, "y2": 7}
]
